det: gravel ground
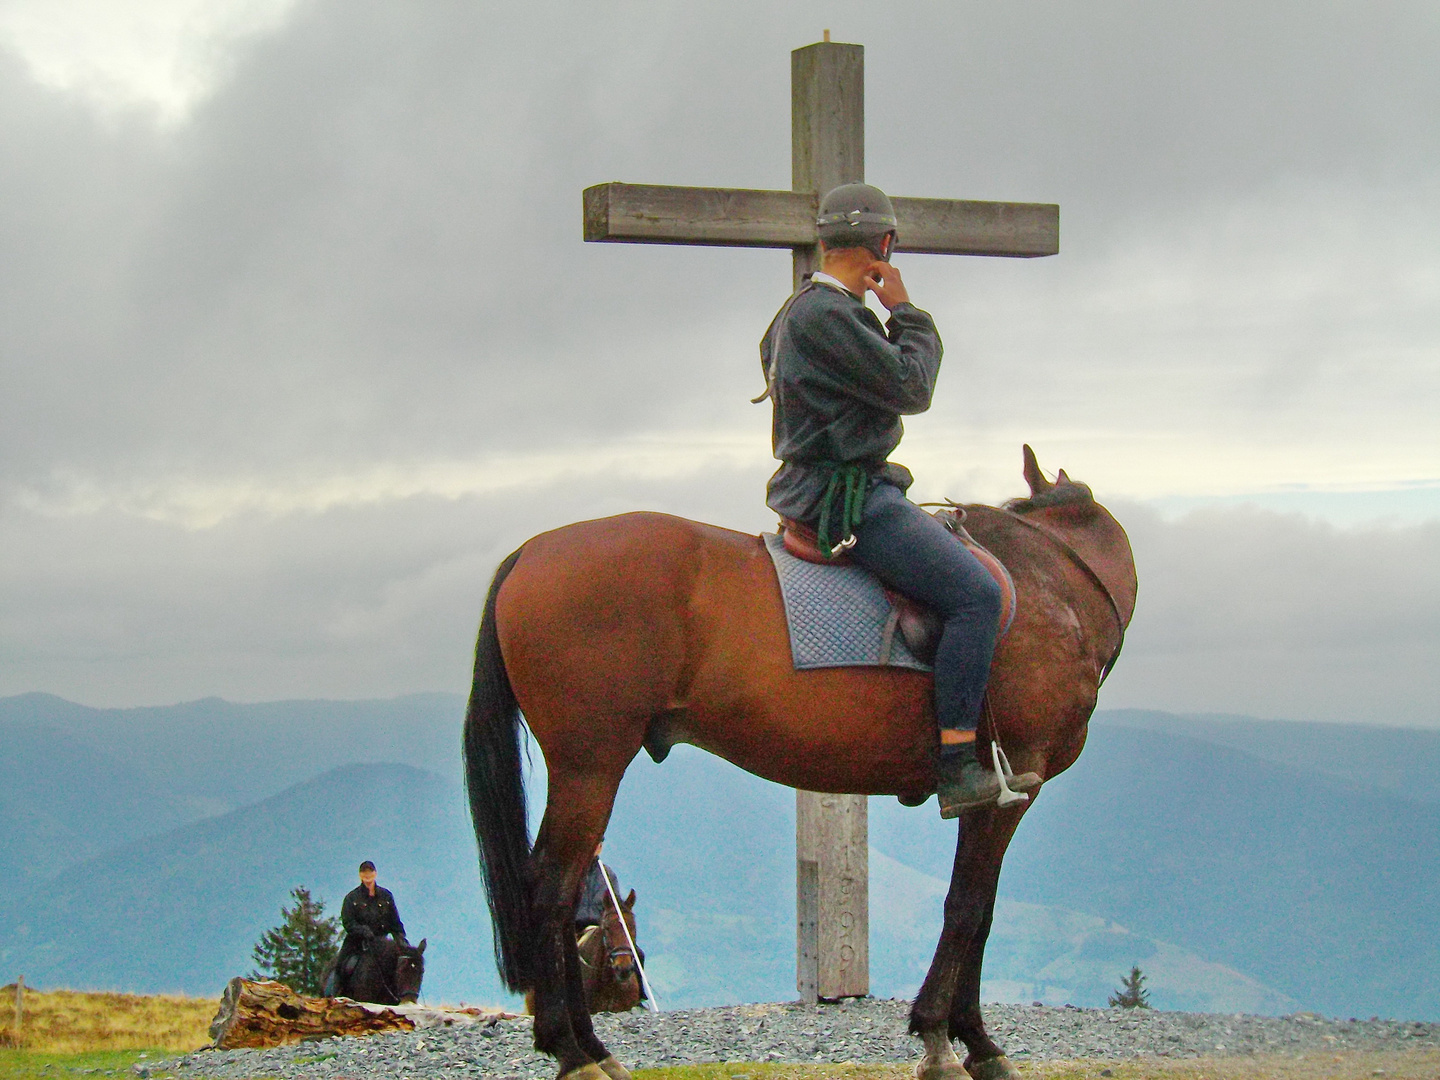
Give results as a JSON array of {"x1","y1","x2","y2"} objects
[{"x1": 156, "y1": 1000, "x2": 1439, "y2": 1079}]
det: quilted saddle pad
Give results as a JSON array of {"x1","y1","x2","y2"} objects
[{"x1": 762, "y1": 532, "x2": 932, "y2": 673}]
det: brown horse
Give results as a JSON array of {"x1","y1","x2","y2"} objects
[
  {"x1": 464, "y1": 446, "x2": 1136, "y2": 1080},
  {"x1": 578, "y1": 888, "x2": 642, "y2": 1013}
]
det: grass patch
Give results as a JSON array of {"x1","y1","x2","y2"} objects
[
  {"x1": 0, "y1": 1048, "x2": 175, "y2": 1078},
  {"x1": 0, "y1": 986, "x2": 215, "y2": 1055}
]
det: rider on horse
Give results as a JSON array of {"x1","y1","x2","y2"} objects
[
  {"x1": 758, "y1": 182, "x2": 1036, "y2": 818},
  {"x1": 573, "y1": 840, "x2": 647, "y2": 1003},
  {"x1": 327, "y1": 859, "x2": 409, "y2": 995}
]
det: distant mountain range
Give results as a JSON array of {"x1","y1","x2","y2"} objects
[
  {"x1": 0, "y1": 691, "x2": 461, "y2": 895},
  {"x1": 872, "y1": 718, "x2": 1440, "y2": 1020},
  {"x1": 0, "y1": 693, "x2": 1435, "y2": 1020}
]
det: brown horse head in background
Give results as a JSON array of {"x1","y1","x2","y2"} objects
[
  {"x1": 578, "y1": 888, "x2": 641, "y2": 1014},
  {"x1": 464, "y1": 445, "x2": 1136, "y2": 1080}
]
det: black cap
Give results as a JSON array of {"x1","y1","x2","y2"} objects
[
  {"x1": 816, "y1": 182, "x2": 898, "y2": 259},
  {"x1": 359, "y1": 860, "x2": 376, "y2": 872}
]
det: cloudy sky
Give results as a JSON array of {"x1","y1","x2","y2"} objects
[{"x1": 0, "y1": 0, "x2": 1435, "y2": 725}]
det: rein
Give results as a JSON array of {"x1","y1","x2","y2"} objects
[
  {"x1": 992, "y1": 506, "x2": 1128, "y2": 686},
  {"x1": 599, "y1": 867, "x2": 660, "y2": 1012},
  {"x1": 374, "y1": 946, "x2": 419, "y2": 1004}
]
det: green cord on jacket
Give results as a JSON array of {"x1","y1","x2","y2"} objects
[{"x1": 816, "y1": 463, "x2": 870, "y2": 558}]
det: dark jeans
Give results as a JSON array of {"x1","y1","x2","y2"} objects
[{"x1": 850, "y1": 482, "x2": 1002, "y2": 742}]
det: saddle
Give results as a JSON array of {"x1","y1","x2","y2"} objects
[{"x1": 779, "y1": 509, "x2": 1016, "y2": 666}]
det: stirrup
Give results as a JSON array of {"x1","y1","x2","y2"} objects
[{"x1": 991, "y1": 741, "x2": 1029, "y2": 808}]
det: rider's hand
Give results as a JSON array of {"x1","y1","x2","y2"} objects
[{"x1": 864, "y1": 260, "x2": 910, "y2": 311}]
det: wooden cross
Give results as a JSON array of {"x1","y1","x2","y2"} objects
[{"x1": 584, "y1": 38, "x2": 1058, "y2": 1003}]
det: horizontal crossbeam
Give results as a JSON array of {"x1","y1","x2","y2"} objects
[{"x1": 583, "y1": 182, "x2": 1058, "y2": 258}]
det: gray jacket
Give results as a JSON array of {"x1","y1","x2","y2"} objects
[{"x1": 760, "y1": 278, "x2": 943, "y2": 525}]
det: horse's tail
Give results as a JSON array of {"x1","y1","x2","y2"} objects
[{"x1": 463, "y1": 546, "x2": 534, "y2": 992}]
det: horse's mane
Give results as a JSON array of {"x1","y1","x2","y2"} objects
[{"x1": 1002, "y1": 479, "x2": 1095, "y2": 515}]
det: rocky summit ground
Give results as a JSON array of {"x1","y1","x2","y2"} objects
[{"x1": 156, "y1": 999, "x2": 1439, "y2": 1080}]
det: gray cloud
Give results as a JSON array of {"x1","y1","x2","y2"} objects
[
  {"x1": 4, "y1": 2, "x2": 1437, "y2": 481},
  {"x1": 4, "y1": 467, "x2": 1436, "y2": 728},
  {"x1": 0, "y1": 462, "x2": 777, "y2": 705},
  {"x1": 1100, "y1": 503, "x2": 1440, "y2": 726},
  {"x1": 0, "y1": 1, "x2": 1436, "y2": 714}
]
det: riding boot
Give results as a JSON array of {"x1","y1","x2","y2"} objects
[{"x1": 936, "y1": 742, "x2": 1002, "y2": 818}]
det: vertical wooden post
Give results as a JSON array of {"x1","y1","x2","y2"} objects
[
  {"x1": 14, "y1": 975, "x2": 22, "y2": 1042},
  {"x1": 790, "y1": 40, "x2": 864, "y2": 288},
  {"x1": 795, "y1": 853, "x2": 820, "y2": 1002},
  {"x1": 790, "y1": 37, "x2": 871, "y2": 1004},
  {"x1": 796, "y1": 791, "x2": 869, "y2": 1000}
]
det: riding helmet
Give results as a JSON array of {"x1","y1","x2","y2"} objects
[{"x1": 816, "y1": 182, "x2": 898, "y2": 260}]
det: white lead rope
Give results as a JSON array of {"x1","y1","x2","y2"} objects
[{"x1": 600, "y1": 867, "x2": 660, "y2": 1012}]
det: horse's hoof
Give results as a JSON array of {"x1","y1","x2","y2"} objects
[
  {"x1": 964, "y1": 1054, "x2": 1022, "y2": 1080},
  {"x1": 916, "y1": 1029, "x2": 966, "y2": 1080},
  {"x1": 914, "y1": 1060, "x2": 967, "y2": 1080},
  {"x1": 596, "y1": 1056, "x2": 632, "y2": 1080},
  {"x1": 559, "y1": 1065, "x2": 609, "y2": 1080}
]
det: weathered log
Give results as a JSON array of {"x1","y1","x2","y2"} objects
[{"x1": 209, "y1": 978, "x2": 517, "y2": 1050}]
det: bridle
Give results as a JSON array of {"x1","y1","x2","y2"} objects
[
  {"x1": 580, "y1": 908, "x2": 635, "y2": 979},
  {"x1": 375, "y1": 947, "x2": 422, "y2": 1004},
  {"x1": 602, "y1": 909, "x2": 636, "y2": 975},
  {"x1": 995, "y1": 506, "x2": 1128, "y2": 686}
]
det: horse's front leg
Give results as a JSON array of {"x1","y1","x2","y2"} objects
[{"x1": 910, "y1": 804, "x2": 1027, "y2": 1080}]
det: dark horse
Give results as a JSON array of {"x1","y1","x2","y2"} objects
[
  {"x1": 328, "y1": 937, "x2": 427, "y2": 1005},
  {"x1": 578, "y1": 887, "x2": 641, "y2": 1014},
  {"x1": 464, "y1": 447, "x2": 1136, "y2": 1080}
]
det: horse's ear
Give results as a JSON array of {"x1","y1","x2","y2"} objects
[
  {"x1": 1056, "y1": 468, "x2": 1071, "y2": 485},
  {"x1": 417, "y1": 938, "x2": 427, "y2": 954},
  {"x1": 624, "y1": 889, "x2": 636, "y2": 909},
  {"x1": 1022, "y1": 444, "x2": 1053, "y2": 496}
]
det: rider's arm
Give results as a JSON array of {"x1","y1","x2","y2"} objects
[
  {"x1": 792, "y1": 291, "x2": 943, "y2": 416},
  {"x1": 340, "y1": 891, "x2": 359, "y2": 935}
]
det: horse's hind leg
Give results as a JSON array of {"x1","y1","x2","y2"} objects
[
  {"x1": 528, "y1": 768, "x2": 631, "y2": 1080},
  {"x1": 911, "y1": 805, "x2": 1026, "y2": 1080},
  {"x1": 560, "y1": 921, "x2": 633, "y2": 1080}
]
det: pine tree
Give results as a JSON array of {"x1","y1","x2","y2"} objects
[
  {"x1": 1108, "y1": 965, "x2": 1151, "y2": 1009},
  {"x1": 251, "y1": 886, "x2": 340, "y2": 997}
]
